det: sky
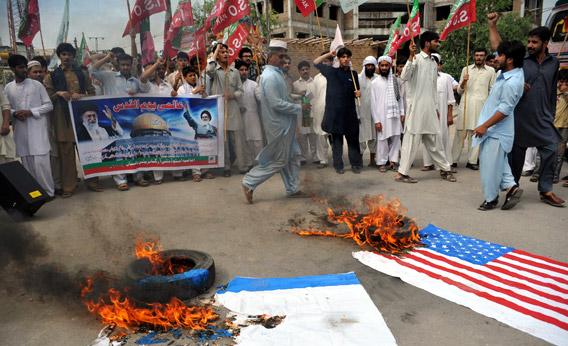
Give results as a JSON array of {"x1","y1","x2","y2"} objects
[{"x1": 0, "y1": 0, "x2": 170, "y2": 51}]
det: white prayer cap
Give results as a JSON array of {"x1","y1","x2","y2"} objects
[
  {"x1": 268, "y1": 39, "x2": 287, "y2": 50},
  {"x1": 362, "y1": 56, "x2": 378, "y2": 67},
  {"x1": 377, "y1": 56, "x2": 392, "y2": 65},
  {"x1": 27, "y1": 60, "x2": 41, "y2": 69},
  {"x1": 431, "y1": 53, "x2": 442, "y2": 63}
]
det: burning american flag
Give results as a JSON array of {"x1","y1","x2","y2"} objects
[{"x1": 354, "y1": 225, "x2": 568, "y2": 345}]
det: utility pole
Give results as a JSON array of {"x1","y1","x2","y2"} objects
[{"x1": 88, "y1": 36, "x2": 105, "y2": 53}]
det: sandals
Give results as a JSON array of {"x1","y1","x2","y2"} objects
[
  {"x1": 440, "y1": 171, "x2": 457, "y2": 182},
  {"x1": 378, "y1": 165, "x2": 388, "y2": 173},
  {"x1": 202, "y1": 171, "x2": 215, "y2": 179},
  {"x1": 135, "y1": 179, "x2": 150, "y2": 187},
  {"x1": 116, "y1": 183, "x2": 129, "y2": 191},
  {"x1": 421, "y1": 165, "x2": 435, "y2": 171},
  {"x1": 192, "y1": 174, "x2": 202, "y2": 182},
  {"x1": 86, "y1": 181, "x2": 104, "y2": 192},
  {"x1": 395, "y1": 173, "x2": 418, "y2": 183}
]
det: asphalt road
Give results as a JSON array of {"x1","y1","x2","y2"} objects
[{"x1": 1, "y1": 158, "x2": 566, "y2": 345}]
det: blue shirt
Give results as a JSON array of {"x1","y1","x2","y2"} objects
[{"x1": 472, "y1": 67, "x2": 524, "y2": 153}]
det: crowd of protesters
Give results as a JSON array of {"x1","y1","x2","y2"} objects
[{"x1": 0, "y1": 13, "x2": 566, "y2": 209}]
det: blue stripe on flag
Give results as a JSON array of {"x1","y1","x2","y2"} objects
[
  {"x1": 217, "y1": 272, "x2": 360, "y2": 293},
  {"x1": 420, "y1": 224, "x2": 514, "y2": 265}
]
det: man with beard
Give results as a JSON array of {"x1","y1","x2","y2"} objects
[
  {"x1": 4, "y1": 55, "x2": 54, "y2": 198},
  {"x1": 358, "y1": 56, "x2": 379, "y2": 167},
  {"x1": 238, "y1": 47, "x2": 258, "y2": 81},
  {"x1": 452, "y1": 48, "x2": 496, "y2": 170},
  {"x1": 242, "y1": 40, "x2": 311, "y2": 203},
  {"x1": 292, "y1": 60, "x2": 317, "y2": 165},
  {"x1": 314, "y1": 48, "x2": 362, "y2": 174},
  {"x1": 396, "y1": 31, "x2": 456, "y2": 183},
  {"x1": 236, "y1": 60, "x2": 263, "y2": 168},
  {"x1": 371, "y1": 56, "x2": 404, "y2": 172},
  {"x1": 473, "y1": 41, "x2": 525, "y2": 211},
  {"x1": 489, "y1": 13, "x2": 564, "y2": 207},
  {"x1": 44, "y1": 43, "x2": 96, "y2": 196},
  {"x1": 76, "y1": 104, "x2": 123, "y2": 142},
  {"x1": 206, "y1": 42, "x2": 246, "y2": 176}
]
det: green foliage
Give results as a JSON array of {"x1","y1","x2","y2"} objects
[{"x1": 438, "y1": 0, "x2": 532, "y2": 79}]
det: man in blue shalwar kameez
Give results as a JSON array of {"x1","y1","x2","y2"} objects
[
  {"x1": 473, "y1": 41, "x2": 526, "y2": 211},
  {"x1": 241, "y1": 40, "x2": 311, "y2": 204}
]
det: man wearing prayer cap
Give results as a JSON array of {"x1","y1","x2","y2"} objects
[
  {"x1": 358, "y1": 56, "x2": 378, "y2": 167},
  {"x1": 242, "y1": 40, "x2": 311, "y2": 203},
  {"x1": 371, "y1": 55, "x2": 405, "y2": 172}
]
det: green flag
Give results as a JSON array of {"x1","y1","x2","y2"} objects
[{"x1": 383, "y1": 15, "x2": 401, "y2": 56}]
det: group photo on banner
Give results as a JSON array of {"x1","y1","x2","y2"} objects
[{"x1": 69, "y1": 96, "x2": 224, "y2": 179}]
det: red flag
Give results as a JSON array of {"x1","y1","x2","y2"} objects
[
  {"x1": 395, "y1": 13, "x2": 421, "y2": 48},
  {"x1": 226, "y1": 24, "x2": 249, "y2": 65},
  {"x1": 294, "y1": 0, "x2": 316, "y2": 17},
  {"x1": 17, "y1": 0, "x2": 41, "y2": 47},
  {"x1": 204, "y1": 0, "x2": 225, "y2": 32},
  {"x1": 165, "y1": 0, "x2": 194, "y2": 42},
  {"x1": 440, "y1": 0, "x2": 477, "y2": 41},
  {"x1": 187, "y1": 27, "x2": 207, "y2": 63},
  {"x1": 122, "y1": 0, "x2": 166, "y2": 37},
  {"x1": 163, "y1": 0, "x2": 176, "y2": 58},
  {"x1": 212, "y1": 0, "x2": 250, "y2": 34},
  {"x1": 140, "y1": 18, "x2": 156, "y2": 65}
]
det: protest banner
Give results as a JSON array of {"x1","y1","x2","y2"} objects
[
  {"x1": 212, "y1": 0, "x2": 250, "y2": 34},
  {"x1": 69, "y1": 95, "x2": 225, "y2": 179}
]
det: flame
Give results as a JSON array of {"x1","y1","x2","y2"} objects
[
  {"x1": 81, "y1": 277, "x2": 218, "y2": 331},
  {"x1": 135, "y1": 240, "x2": 193, "y2": 275},
  {"x1": 295, "y1": 195, "x2": 422, "y2": 254},
  {"x1": 81, "y1": 240, "x2": 217, "y2": 332}
]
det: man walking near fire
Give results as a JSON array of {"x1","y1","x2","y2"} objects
[
  {"x1": 488, "y1": 13, "x2": 565, "y2": 207},
  {"x1": 395, "y1": 31, "x2": 456, "y2": 183},
  {"x1": 473, "y1": 40, "x2": 526, "y2": 211},
  {"x1": 242, "y1": 40, "x2": 311, "y2": 204}
]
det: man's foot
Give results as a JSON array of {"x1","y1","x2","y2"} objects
[
  {"x1": 466, "y1": 163, "x2": 479, "y2": 170},
  {"x1": 451, "y1": 163, "x2": 458, "y2": 168},
  {"x1": 54, "y1": 188, "x2": 63, "y2": 196},
  {"x1": 390, "y1": 162, "x2": 399, "y2": 171},
  {"x1": 421, "y1": 165, "x2": 435, "y2": 171},
  {"x1": 351, "y1": 166, "x2": 362, "y2": 174},
  {"x1": 530, "y1": 174, "x2": 539, "y2": 182},
  {"x1": 478, "y1": 198, "x2": 499, "y2": 211},
  {"x1": 540, "y1": 192, "x2": 566, "y2": 207},
  {"x1": 312, "y1": 160, "x2": 320, "y2": 164},
  {"x1": 116, "y1": 183, "x2": 129, "y2": 191},
  {"x1": 450, "y1": 166, "x2": 458, "y2": 173},
  {"x1": 395, "y1": 173, "x2": 418, "y2": 183},
  {"x1": 553, "y1": 176, "x2": 560, "y2": 184},
  {"x1": 153, "y1": 179, "x2": 163, "y2": 185},
  {"x1": 86, "y1": 181, "x2": 104, "y2": 192},
  {"x1": 192, "y1": 174, "x2": 202, "y2": 182},
  {"x1": 521, "y1": 169, "x2": 534, "y2": 177},
  {"x1": 288, "y1": 190, "x2": 309, "y2": 198},
  {"x1": 242, "y1": 184, "x2": 253, "y2": 204},
  {"x1": 440, "y1": 171, "x2": 457, "y2": 182},
  {"x1": 223, "y1": 170, "x2": 232, "y2": 177},
  {"x1": 202, "y1": 171, "x2": 215, "y2": 179},
  {"x1": 378, "y1": 165, "x2": 388, "y2": 173},
  {"x1": 336, "y1": 168, "x2": 345, "y2": 174},
  {"x1": 317, "y1": 162, "x2": 328, "y2": 169},
  {"x1": 135, "y1": 179, "x2": 150, "y2": 187},
  {"x1": 501, "y1": 186, "x2": 523, "y2": 210},
  {"x1": 173, "y1": 175, "x2": 187, "y2": 181}
]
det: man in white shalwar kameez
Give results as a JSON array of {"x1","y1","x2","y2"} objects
[
  {"x1": 291, "y1": 61, "x2": 317, "y2": 164},
  {"x1": 242, "y1": 40, "x2": 310, "y2": 203},
  {"x1": 4, "y1": 55, "x2": 54, "y2": 197},
  {"x1": 422, "y1": 54, "x2": 456, "y2": 170},
  {"x1": 371, "y1": 56, "x2": 404, "y2": 172},
  {"x1": 310, "y1": 54, "x2": 332, "y2": 168},
  {"x1": 0, "y1": 85, "x2": 16, "y2": 164},
  {"x1": 236, "y1": 60, "x2": 264, "y2": 168},
  {"x1": 396, "y1": 31, "x2": 456, "y2": 183},
  {"x1": 358, "y1": 56, "x2": 379, "y2": 167}
]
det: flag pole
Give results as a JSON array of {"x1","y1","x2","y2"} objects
[
  {"x1": 39, "y1": 28, "x2": 47, "y2": 58},
  {"x1": 406, "y1": 0, "x2": 415, "y2": 46},
  {"x1": 313, "y1": 0, "x2": 325, "y2": 52},
  {"x1": 461, "y1": 23, "x2": 471, "y2": 142},
  {"x1": 126, "y1": 0, "x2": 133, "y2": 26},
  {"x1": 350, "y1": 70, "x2": 360, "y2": 106}
]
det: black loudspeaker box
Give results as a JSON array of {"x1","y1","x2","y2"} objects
[{"x1": 0, "y1": 161, "x2": 47, "y2": 215}]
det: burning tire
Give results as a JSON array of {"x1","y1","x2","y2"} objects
[{"x1": 127, "y1": 249, "x2": 215, "y2": 303}]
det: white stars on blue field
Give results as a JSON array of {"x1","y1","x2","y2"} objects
[{"x1": 420, "y1": 224, "x2": 514, "y2": 265}]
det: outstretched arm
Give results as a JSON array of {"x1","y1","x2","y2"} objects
[{"x1": 487, "y1": 12, "x2": 502, "y2": 52}]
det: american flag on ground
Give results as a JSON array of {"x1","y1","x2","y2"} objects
[{"x1": 353, "y1": 224, "x2": 568, "y2": 345}]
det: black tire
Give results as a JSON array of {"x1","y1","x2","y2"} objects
[{"x1": 126, "y1": 249, "x2": 215, "y2": 303}]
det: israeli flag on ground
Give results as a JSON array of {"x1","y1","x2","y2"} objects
[{"x1": 216, "y1": 272, "x2": 396, "y2": 345}]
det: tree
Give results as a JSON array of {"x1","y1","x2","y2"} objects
[{"x1": 438, "y1": 0, "x2": 532, "y2": 79}]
